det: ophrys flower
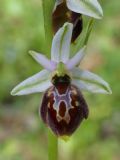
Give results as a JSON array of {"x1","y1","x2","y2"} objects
[
  {"x1": 11, "y1": 23, "x2": 111, "y2": 137},
  {"x1": 53, "y1": 0, "x2": 103, "y2": 42}
]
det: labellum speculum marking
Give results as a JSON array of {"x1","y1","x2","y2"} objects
[
  {"x1": 40, "y1": 74, "x2": 89, "y2": 137},
  {"x1": 52, "y1": 1, "x2": 83, "y2": 42}
]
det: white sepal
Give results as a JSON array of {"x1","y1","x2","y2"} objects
[
  {"x1": 67, "y1": 0, "x2": 103, "y2": 19},
  {"x1": 71, "y1": 68, "x2": 112, "y2": 94},
  {"x1": 11, "y1": 69, "x2": 52, "y2": 96},
  {"x1": 51, "y1": 22, "x2": 73, "y2": 63}
]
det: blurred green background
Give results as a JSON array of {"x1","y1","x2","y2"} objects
[{"x1": 0, "y1": 0, "x2": 120, "y2": 160}]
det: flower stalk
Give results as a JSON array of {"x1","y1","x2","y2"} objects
[
  {"x1": 42, "y1": 1, "x2": 58, "y2": 160},
  {"x1": 42, "y1": 0, "x2": 55, "y2": 53},
  {"x1": 48, "y1": 129, "x2": 58, "y2": 160}
]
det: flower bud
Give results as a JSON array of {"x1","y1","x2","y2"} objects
[{"x1": 52, "y1": 1, "x2": 83, "y2": 42}]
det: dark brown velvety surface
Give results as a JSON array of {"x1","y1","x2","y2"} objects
[{"x1": 40, "y1": 84, "x2": 89, "y2": 136}]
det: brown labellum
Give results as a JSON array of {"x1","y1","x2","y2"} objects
[
  {"x1": 52, "y1": 1, "x2": 83, "y2": 42},
  {"x1": 40, "y1": 75, "x2": 89, "y2": 137}
]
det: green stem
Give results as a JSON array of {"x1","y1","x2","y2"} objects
[
  {"x1": 42, "y1": 0, "x2": 55, "y2": 53},
  {"x1": 48, "y1": 129, "x2": 58, "y2": 160},
  {"x1": 42, "y1": 1, "x2": 58, "y2": 160}
]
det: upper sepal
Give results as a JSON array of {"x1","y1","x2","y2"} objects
[{"x1": 51, "y1": 22, "x2": 73, "y2": 63}]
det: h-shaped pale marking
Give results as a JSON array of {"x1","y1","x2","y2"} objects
[{"x1": 52, "y1": 87, "x2": 74, "y2": 124}]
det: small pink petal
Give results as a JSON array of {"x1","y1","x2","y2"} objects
[
  {"x1": 29, "y1": 50, "x2": 57, "y2": 71},
  {"x1": 66, "y1": 46, "x2": 86, "y2": 70}
]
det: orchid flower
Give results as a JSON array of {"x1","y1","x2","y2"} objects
[
  {"x1": 54, "y1": 0, "x2": 103, "y2": 19},
  {"x1": 11, "y1": 23, "x2": 111, "y2": 136},
  {"x1": 11, "y1": 23, "x2": 111, "y2": 96}
]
